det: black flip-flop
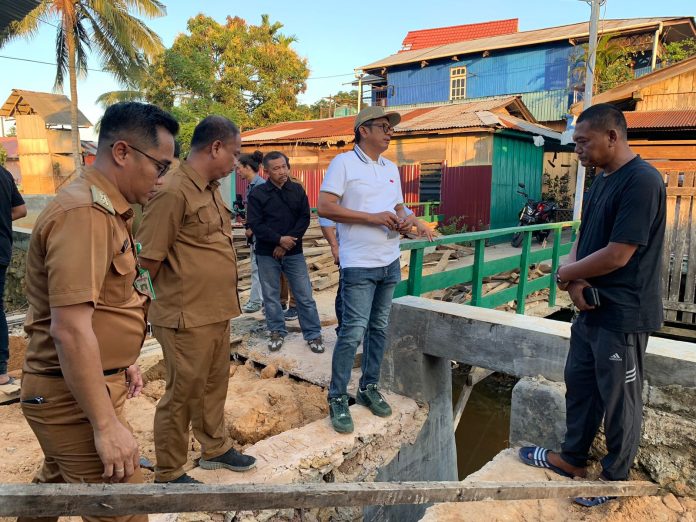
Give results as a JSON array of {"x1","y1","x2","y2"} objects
[
  {"x1": 0, "y1": 376, "x2": 17, "y2": 386},
  {"x1": 518, "y1": 446, "x2": 575, "y2": 478}
]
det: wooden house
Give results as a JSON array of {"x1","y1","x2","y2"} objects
[
  {"x1": 0, "y1": 89, "x2": 92, "y2": 194},
  {"x1": 357, "y1": 17, "x2": 696, "y2": 127},
  {"x1": 241, "y1": 96, "x2": 570, "y2": 230}
]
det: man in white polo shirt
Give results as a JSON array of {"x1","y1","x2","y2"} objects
[{"x1": 318, "y1": 106, "x2": 433, "y2": 433}]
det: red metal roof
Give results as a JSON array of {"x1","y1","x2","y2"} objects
[
  {"x1": 0, "y1": 137, "x2": 18, "y2": 158},
  {"x1": 400, "y1": 19, "x2": 518, "y2": 52},
  {"x1": 624, "y1": 110, "x2": 696, "y2": 130}
]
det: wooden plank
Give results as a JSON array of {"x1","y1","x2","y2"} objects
[
  {"x1": 666, "y1": 187, "x2": 696, "y2": 197},
  {"x1": 662, "y1": 171, "x2": 679, "y2": 320},
  {"x1": 406, "y1": 248, "x2": 424, "y2": 296},
  {"x1": 0, "y1": 481, "x2": 661, "y2": 517},
  {"x1": 662, "y1": 300, "x2": 696, "y2": 313},
  {"x1": 470, "y1": 240, "x2": 486, "y2": 306},
  {"x1": 682, "y1": 172, "x2": 696, "y2": 323},
  {"x1": 667, "y1": 173, "x2": 691, "y2": 320},
  {"x1": 658, "y1": 325, "x2": 696, "y2": 340},
  {"x1": 432, "y1": 252, "x2": 451, "y2": 274}
]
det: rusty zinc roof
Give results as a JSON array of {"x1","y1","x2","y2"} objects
[
  {"x1": 400, "y1": 19, "x2": 518, "y2": 52},
  {"x1": 241, "y1": 96, "x2": 560, "y2": 144},
  {"x1": 0, "y1": 89, "x2": 92, "y2": 127},
  {"x1": 624, "y1": 109, "x2": 696, "y2": 130},
  {"x1": 360, "y1": 17, "x2": 694, "y2": 71}
]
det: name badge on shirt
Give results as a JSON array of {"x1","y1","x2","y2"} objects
[{"x1": 133, "y1": 267, "x2": 156, "y2": 300}]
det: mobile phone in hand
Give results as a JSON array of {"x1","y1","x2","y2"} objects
[{"x1": 582, "y1": 286, "x2": 601, "y2": 307}]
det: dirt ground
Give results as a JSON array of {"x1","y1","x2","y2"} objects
[
  {"x1": 6, "y1": 334, "x2": 27, "y2": 376},
  {"x1": 0, "y1": 358, "x2": 328, "y2": 485}
]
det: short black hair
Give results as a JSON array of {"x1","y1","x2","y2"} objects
[
  {"x1": 354, "y1": 128, "x2": 362, "y2": 145},
  {"x1": 262, "y1": 151, "x2": 290, "y2": 170},
  {"x1": 239, "y1": 150, "x2": 263, "y2": 173},
  {"x1": 577, "y1": 103, "x2": 627, "y2": 139},
  {"x1": 190, "y1": 116, "x2": 240, "y2": 150},
  {"x1": 98, "y1": 102, "x2": 179, "y2": 151}
]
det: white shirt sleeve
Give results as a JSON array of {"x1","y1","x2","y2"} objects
[
  {"x1": 318, "y1": 217, "x2": 336, "y2": 227},
  {"x1": 320, "y1": 155, "x2": 347, "y2": 198}
]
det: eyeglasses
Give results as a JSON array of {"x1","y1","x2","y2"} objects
[
  {"x1": 112, "y1": 142, "x2": 171, "y2": 178},
  {"x1": 363, "y1": 122, "x2": 394, "y2": 134}
]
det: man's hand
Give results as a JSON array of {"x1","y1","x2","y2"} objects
[
  {"x1": 94, "y1": 421, "x2": 140, "y2": 482},
  {"x1": 279, "y1": 236, "x2": 297, "y2": 250},
  {"x1": 397, "y1": 214, "x2": 417, "y2": 233},
  {"x1": 567, "y1": 279, "x2": 595, "y2": 311},
  {"x1": 330, "y1": 244, "x2": 340, "y2": 265},
  {"x1": 414, "y1": 220, "x2": 435, "y2": 241},
  {"x1": 125, "y1": 365, "x2": 143, "y2": 399},
  {"x1": 245, "y1": 228, "x2": 253, "y2": 239},
  {"x1": 368, "y1": 211, "x2": 400, "y2": 230},
  {"x1": 273, "y1": 246, "x2": 287, "y2": 260}
]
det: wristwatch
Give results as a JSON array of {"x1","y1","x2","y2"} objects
[{"x1": 554, "y1": 268, "x2": 570, "y2": 291}]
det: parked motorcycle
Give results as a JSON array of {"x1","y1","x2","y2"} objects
[{"x1": 511, "y1": 182, "x2": 557, "y2": 247}]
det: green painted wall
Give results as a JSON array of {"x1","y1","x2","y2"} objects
[{"x1": 490, "y1": 133, "x2": 544, "y2": 232}]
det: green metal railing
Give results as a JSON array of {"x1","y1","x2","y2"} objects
[
  {"x1": 395, "y1": 221, "x2": 580, "y2": 314},
  {"x1": 407, "y1": 201, "x2": 443, "y2": 223}
]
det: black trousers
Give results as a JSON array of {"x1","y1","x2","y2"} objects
[{"x1": 560, "y1": 315, "x2": 649, "y2": 480}]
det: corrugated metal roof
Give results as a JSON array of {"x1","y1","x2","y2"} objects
[
  {"x1": 0, "y1": 137, "x2": 18, "y2": 158},
  {"x1": 0, "y1": 0, "x2": 39, "y2": 33},
  {"x1": 624, "y1": 110, "x2": 696, "y2": 130},
  {"x1": 0, "y1": 89, "x2": 92, "y2": 127},
  {"x1": 241, "y1": 97, "x2": 561, "y2": 144},
  {"x1": 359, "y1": 17, "x2": 691, "y2": 71},
  {"x1": 400, "y1": 19, "x2": 518, "y2": 52}
]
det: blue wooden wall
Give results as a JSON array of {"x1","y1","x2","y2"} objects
[{"x1": 383, "y1": 43, "x2": 577, "y2": 118}]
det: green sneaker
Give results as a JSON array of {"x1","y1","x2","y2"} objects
[
  {"x1": 356, "y1": 384, "x2": 392, "y2": 417},
  {"x1": 329, "y1": 395, "x2": 354, "y2": 433}
]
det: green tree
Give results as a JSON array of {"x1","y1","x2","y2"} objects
[
  {"x1": 571, "y1": 34, "x2": 638, "y2": 94},
  {"x1": 307, "y1": 90, "x2": 359, "y2": 119},
  {"x1": 144, "y1": 14, "x2": 310, "y2": 130},
  {"x1": 0, "y1": 144, "x2": 7, "y2": 167},
  {"x1": 1, "y1": 1, "x2": 166, "y2": 172},
  {"x1": 663, "y1": 38, "x2": 696, "y2": 65}
]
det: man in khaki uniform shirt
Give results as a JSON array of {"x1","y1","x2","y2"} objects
[
  {"x1": 138, "y1": 116, "x2": 256, "y2": 483},
  {"x1": 20, "y1": 102, "x2": 178, "y2": 522}
]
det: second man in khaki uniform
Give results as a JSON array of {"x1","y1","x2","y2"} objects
[{"x1": 138, "y1": 116, "x2": 256, "y2": 483}]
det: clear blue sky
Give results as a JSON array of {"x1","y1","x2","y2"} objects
[{"x1": 0, "y1": 0, "x2": 693, "y2": 139}]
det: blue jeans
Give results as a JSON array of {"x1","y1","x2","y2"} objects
[
  {"x1": 334, "y1": 271, "x2": 343, "y2": 335},
  {"x1": 248, "y1": 249, "x2": 263, "y2": 306},
  {"x1": 0, "y1": 264, "x2": 8, "y2": 375},
  {"x1": 328, "y1": 258, "x2": 401, "y2": 399},
  {"x1": 257, "y1": 253, "x2": 322, "y2": 340}
]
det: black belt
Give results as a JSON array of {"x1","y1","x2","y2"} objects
[{"x1": 41, "y1": 367, "x2": 127, "y2": 377}]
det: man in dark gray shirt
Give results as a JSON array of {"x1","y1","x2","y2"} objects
[
  {"x1": 0, "y1": 165, "x2": 27, "y2": 387},
  {"x1": 518, "y1": 104, "x2": 666, "y2": 507}
]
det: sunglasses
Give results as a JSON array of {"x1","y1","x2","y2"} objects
[{"x1": 112, "y1": 142, "x2": 171, "y2": 178}]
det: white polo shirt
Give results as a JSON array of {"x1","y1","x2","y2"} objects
[{"x1": 320, "y1": 145, "x2": 404, "y2": 268}]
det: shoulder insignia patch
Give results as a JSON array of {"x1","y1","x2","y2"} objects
[{"x1": 91, "y1": 185, "x2": 115, "y2": 215}]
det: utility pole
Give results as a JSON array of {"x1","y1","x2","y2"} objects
[{"x1": 572, "y1": 0, "x2": 602, "y2": 220}]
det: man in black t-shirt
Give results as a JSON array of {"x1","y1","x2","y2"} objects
[
  {"x1": 0, "y1": 165, "x2": 27, "y2": 386},
  {"x1": 518, "y1": 104, "x2": 666, "y2": 507}
]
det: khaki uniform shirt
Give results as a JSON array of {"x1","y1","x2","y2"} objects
[
  {"x1": 137, "y1": 163, "x2": 241, "y2": 328},
  {"x1": 23, "y1": 167, "x2": 147, "y2": 375}
]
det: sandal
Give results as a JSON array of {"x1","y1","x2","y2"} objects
[
  {"x1": 307, "y1": 337, "x2": 325, "y2": 354},
  {"x1": 518, "y1": 446, "x2": 576, "y2": 478},
  {"x1": 0, "y1": 376, "x2": 17, "y2": 387},
  {"x1": 574, "y1": 496, "x2": 616, "y2": 507}
]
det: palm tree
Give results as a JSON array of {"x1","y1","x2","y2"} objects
[{"x1": 0, "y1": 1, "x2": 166, "y2": 172}]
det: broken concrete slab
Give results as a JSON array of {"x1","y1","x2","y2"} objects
[
  {"x1": 420, "y1": 448, "x2": 695, "y2": 522},
  {"x1": 389, "y1": 296, "x2": 696, "y2": 387}
]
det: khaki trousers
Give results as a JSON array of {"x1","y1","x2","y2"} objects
[
  {"x1": 19, "y1": 371, "x2": 146, "y2": 522},
  {"x1": 153, "y1": 320, "x2": 232, "y2": 482}
]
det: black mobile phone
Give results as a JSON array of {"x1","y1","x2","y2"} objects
[{"x1": 582, "y1": 286, "x2": 601, "y2": 307}]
